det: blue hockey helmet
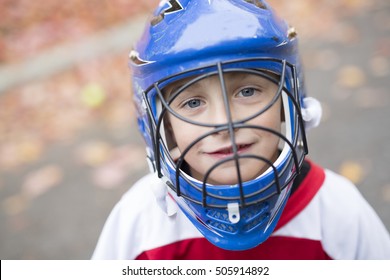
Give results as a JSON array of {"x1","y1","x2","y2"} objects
[{"x1": 129, "y1": 0, "x2": 312, "y2": 250}]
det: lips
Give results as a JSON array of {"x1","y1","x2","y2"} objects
[{"x1": 207, "y1": 144, "x2": 252, "y2": 157}]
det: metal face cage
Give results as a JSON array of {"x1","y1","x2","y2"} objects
[{"x1": 142, "y1": 57, "x2": 308, "y2": 210}]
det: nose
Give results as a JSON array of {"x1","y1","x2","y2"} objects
[
  {"x1": 212, "y1": 104, "x2": 229, "y2": 125},
  {"x1": 211, "y1": 103, "x2": 240, "y2": 136}
]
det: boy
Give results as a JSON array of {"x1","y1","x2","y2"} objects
[{"x1": 92, "y1": 0, "x2": 390, "y2": 259}]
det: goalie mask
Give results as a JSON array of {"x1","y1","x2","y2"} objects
[{"x1": 129, "y1": 0, "x2": 320, "y2": 250}]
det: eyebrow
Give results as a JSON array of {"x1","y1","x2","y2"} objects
[{"x1": 165, "y1": 78, "x2": 202, "y2": 99}]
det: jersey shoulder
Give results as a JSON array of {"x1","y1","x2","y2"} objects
[
  {"x1": 92, "y1": 173, "x2": 202, "y2": 259},
  {"x1": 275, "y1": 165, "x2": 390, "y2": 259}
]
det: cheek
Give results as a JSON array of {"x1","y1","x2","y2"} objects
[
  {"x1": 251, "y1": 105, "x2": 282, "y2": 132},
  {"x1": 169, "y1": 118, "x2": 201, "y2": 150}
]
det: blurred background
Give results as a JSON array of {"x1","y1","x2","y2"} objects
[{"x1": 0, "y1": 0, "x2": 389, "y2": 259}]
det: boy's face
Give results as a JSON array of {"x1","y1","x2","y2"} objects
[{"x1": 164, "y1": 72, "x2": 282, "y2": 185}]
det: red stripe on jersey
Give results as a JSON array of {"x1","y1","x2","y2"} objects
[
  {"x1": 135, "y1": 236, "x2": 331, "y2": 260},
  {"x1": 275, "y1": 160, "x2": 325, "y2": 231}
]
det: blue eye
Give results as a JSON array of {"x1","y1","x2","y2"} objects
[
  {"x1": 240, "y1": 88, "x2": 255, "y2": 97},
  {"x1": 186, "y1": 99, "x2": 201, "y2": 108}
]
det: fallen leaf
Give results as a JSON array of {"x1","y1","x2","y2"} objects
[
  {"x1": 339, "y1": 160, "x2": 365, "y2": 184},
  {"x1": 76, "y1": 140, "x2": 112, "y2": 167},
  {"x1": 337, "y1": 65, "x2": 366, "y2": 89},
  {"x1": 3, "y1": 194, "x2": 29, "y2": 216},
  {"x1": 92, "y1": 163, "x2": 128, "y2": 190},
  {"x1": 0, "y1": 142, "x2": 21, "y2": 170},
  {"x1": 22, "y1": 165, "x2": 63, "y2": 199},
  {"x1": 110, "y1": 144, "x2": 146, "y2": 169},
  {"x1": 103, "y1": 101, "x2": 134, "y2": 127},
  {"x1": 19, "y1": 139, "x2": 44, "y2": 164},
  {"x1": 80, "y1": 83, "x2": 107, "y2": 108},
  {"x1": 91, "y1": 144, "x2": 146, "y2": 189},
  {"x1": 342, "y1": 0, "x2": 366, "y2": 9}
]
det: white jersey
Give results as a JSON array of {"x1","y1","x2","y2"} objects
[{"x1": 92, "y1": 161, "x2": 390, "y2": 259}]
